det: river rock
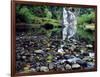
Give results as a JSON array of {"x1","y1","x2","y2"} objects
[
  {"x1": 65, "y1": 64, "x2": 71, "y2": 70},
  {"x1": 36, "y1": 66, "x2": 40, "y2": 71},
  {"x1": 56, "y1": 64, "x2": 65, "y2": 71},
  {"x1": 36, "y1": 62, "x2": 41, "y2": 66},
  {"x1": 87, "y1": 62, "x2": 95, "y2": 69},
  {"x1": 76, "y1": 60, "x2": 87, "y2": 68},
  {"x1": 57, "y1": 48, "x2": 65, "y2": 55},
  {"x1": 64, "y1": 55, "x2": 70, "y2": 59},
  {"x1": 56, "y1": 55, "x2": 62, "y2": 60},
  {"x1": 46, "y1": 48, "x2": 51, "y2": 51},
  {"x1": 86, "y1": 44, "x2": 93, "y2": 48},
  {"x1": 67, "y1": 56, "x2": 82, "y2": 63},
  {"x1": 48, "y1": 63, "x2": 54, "y2": 70},
  {"x1": 61, "y1": 67, "x2": 65, "y2": 71},
  {"x1": 22, "y1": 56, "x2": 26, "y2": 59},
  {"x1": 83, "y1": 56, "x2": 93, "y2": 61},
  {"x1": 16, "y1": 62, "x2": 22, "y2": 72},
  {"x1": 30, "y1": 68, "x2": 36, "y2": 72},
  {"x1": 23, "y1": 66, "x2": 30, "y2": 73},
  {"x1": 89, "y1": 52, "x2": 95, "y2": 58},
  {"x1": 34, "y1": 50, "x2": 44, "y2": 53},
  {"x1": 70, "y1": 44, "x2": 76, "y2": 51},
  {"x1": 40, "y1": 66, "x2": 49, "y2": 72},
  {"x1": 80, "y1": 47, "x2": 87, "y2": 53},
  {"x1": 72, "y1": 63, "x2": 81, "y2": 69},
  {"x1": 82, "y1": 52, "x2": 89, "y2": 56},
  {"x1": 57, "y1": 59, "x2": 67, "y2": 64}
]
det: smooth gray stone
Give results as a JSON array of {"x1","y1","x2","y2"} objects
[
  {"x1": 67, "y1": 56, "x2": 82, "y2": 63},
  {"x1": 72, "y1": 63, "x2": 81, "y2": 69},
  {"x1": 48, "y1": 63, "x2": 54, "y2": 70},
  {"x1": 30, "y1": 68, "x2": 36, "y2": 72},
  {"x1": 87, "y1": 62, "x2": 95, "y2": 69},
  {"x1": 34, "y1": 50, "x2": 44, "y2": 53},
  {"x1": 65, "y1": 64, "x2": 71, "y2": 70},
  {"x1": 40, "y1": 66, "x2": 49, "y2": 72}
]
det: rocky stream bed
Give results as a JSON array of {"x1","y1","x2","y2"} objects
[{"x1": 16, "y1": 32, "x2": 95, "y2": 73}]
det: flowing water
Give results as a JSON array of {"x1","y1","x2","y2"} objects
[
  {"x1": 61, "y1": 8, "x2": 77, "y2": 48},
  {"x1": 58, "y1": 8, "x2": 77, "y2": 53}
]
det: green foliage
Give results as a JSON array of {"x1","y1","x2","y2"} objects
[
  {"x1": 77, "y1": 12, "x2": 95, "y2": 25},
  {"x1": 30, "y1": 6, "x2": 46, "y2": 17},
  {"x1": 51, "y1": 28, "x2": 61, "y2": 36},
  {"x1": 76, "y1": 26, "x2": 94, "y2": 43},
  {"x1": 77, "y1": 11, "x2": 95, "y2": 43},
  {"x1": 32, "y1": 17, "x2": 60, "y2": 27},
  {"x1": 79, "y1": 8, "x2": 95, "y2": 15},
  {"x1": 44, "y1": 8, "x2": 52, "y2": 18},
  {"x1": 16, "y1": 4, "x2": 62, "y2": 23},
  {"x1": 41, "y1": 18, "x2": 60, "y2": 27},
  {"x1": 32, "y1": 16, "x2": 43, "y2": 24},
  {"x1": 37, "y1": 28, "x2": 46, "y2": 34},
  {"x1": 16, "y1": 6, "x2": 33, "y2": 23}
]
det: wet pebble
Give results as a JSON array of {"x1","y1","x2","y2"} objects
[
  {"x1": 40, "y1": 66, "x2": 49, "y2": 72},
  {"x1": 48, "y1": 63, "x2": 55, "y2": 70},
  {"x1": 65, "y1": 64, "x2": 71, "y2": 70},
  {"x1": 30, "y1": 68, "x2": 36, "y2": 72},
  {"x1": 72, "y1": 63, "x2": 81, "y2": 69},
  {"x1": 67, "y1": 56, "x2": 82, "y2": 63},
  {"x1": 34, "y1": 50, "x2": 44, "y2": 53}
]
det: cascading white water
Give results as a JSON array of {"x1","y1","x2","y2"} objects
[
  {"x1": 62, "y1": 7, "x2": 77, "y2": 41},
  {"x1": 58, "y1": 7, "x2": 77, "y2": 53}
]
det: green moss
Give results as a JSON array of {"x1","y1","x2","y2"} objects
[
  {"x1": 31, "y1": 16, "x2": 60, "y2": 27},
  {"x1": 77, "y1": 26, "x2": 94, "y2": 43},
  {"x1": 77, "y1": 12, "x2": 95, "y2": 26},
  {"x1": 46, "y1": 54, "x2": 53, "y2": 63}
]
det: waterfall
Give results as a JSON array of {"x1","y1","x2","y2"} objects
[
  {"x1": 58, "y1": 7, "x2": 77, "y2": 53},
  {"x1": 62, "y1": 7, "x2": 77, "y2": 41}
]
